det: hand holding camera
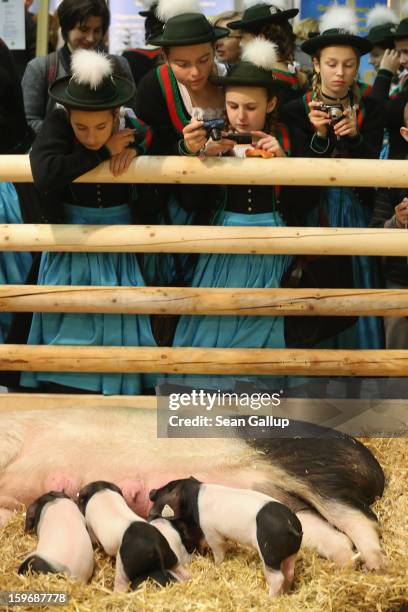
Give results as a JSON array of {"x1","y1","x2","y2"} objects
[
  {"x1": 395, "y1": 198, "x2": 408, "y2": 228},
  {"x1": 182, "y1": 120, "x2": 208, "y2": 154}
]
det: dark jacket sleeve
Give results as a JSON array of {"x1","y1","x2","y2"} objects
[
  {"x1": 346, "y1": 96, "x2": 384, "y2": 159},
  {"x1": 135, "y1": 68, "x2": 180, "y2": 155},
  {"x1": 29, "y1": 108, "x2": 111, "y2": 193},
  {"x1": 369, "y1": 69, "x2": 393, "y2": 103}
]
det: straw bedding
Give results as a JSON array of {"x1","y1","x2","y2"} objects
[{"x1": 0, "y1": 437, "x2": 407, "y2": 612}]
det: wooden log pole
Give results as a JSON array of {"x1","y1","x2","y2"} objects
[
  {"x1": 35, "y1": 0, "x2": 50, "y2": 57},
  {"x1": 0, "y1": 345, "x2": 406, "y2": 376},
  {"x1": 0, "y1": 285, "x2": 408, "y2": 316},
  {"x1": 1, "y1": 156, "x2": 407, "y2": 187},
  {"x1": 0, "y1": 225, "x2": 408, "y2": 256}
]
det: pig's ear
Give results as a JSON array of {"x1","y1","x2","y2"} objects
[
  {"x1": 149, "y1": 489, "x2": 158, "y2": 502},
  {"x1": 189, "y1": 476, "x2": 200, "y2": 482},
  {"x1": 24, "y1": 501, "x2": 39, "y2": 533}
]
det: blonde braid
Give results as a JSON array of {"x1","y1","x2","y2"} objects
[{"x1": 312, "y1": 71, "x2": 322, "y2": 101}]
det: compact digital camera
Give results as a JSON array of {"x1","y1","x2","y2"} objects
[
  {"x1": 319, "y1": 103, "x2": 344, "y2": 124},
  {"x1": 202, "y1": 118, "x2": 225, "y2": 141}
]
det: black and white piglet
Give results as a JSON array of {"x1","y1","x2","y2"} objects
[
  {"x1": 77, "y1": 481, "x2": 190, "y2": 591},
  {"x1": 149, "y1": 477, "x2": 303, "y2": 596},
  {"x1": 18, "y1": 491, "x2": 94, "y2": 581}
]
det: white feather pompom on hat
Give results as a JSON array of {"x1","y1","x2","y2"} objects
[
  {"x1": 241, "y1": 37, "x2": 278, "y2": 70},
  {"x1": 366, "y1": 4, "x2": 399, "y2": 29},
  {"x1": 70, "y1": 49, "x2": 113, "y2": 91},
  {"x1": 244, "y1": 0, "x2": 288, "y2": 10},
  {"x1": 319, "y1": 4, "x2": 359, "y2": 35},
  {"x1": 156, "y1": 0, "x2": 201, "y2": 22}
]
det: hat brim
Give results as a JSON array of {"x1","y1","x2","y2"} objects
[
  {"x1": 392, "y1": 32, "x2": 408, "y2": 40},
  {"x1": 301, "y1": 34, "x2": 372, "y2": 56},
  {"x1": 149, "y1": 26, "x2": 228, "y2": 47},
  {"x1": 49, "y1": 75, "x2": 136, "y2": 110},
  {"x1": 367, "y1": 34, "x2": 394, "y2": 48},
  {"x1": 228, "y1": 8, "x2": 299, "y2": 31}
]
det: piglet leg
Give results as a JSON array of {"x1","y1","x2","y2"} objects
[
  {"x1": 114, "y1": 551, "x2": 130, "y2": 593},
  {"x1": 263, "y1": 566, "x2": 285, "y2": 597},
  {"x1": 207, "y1": 535, "x2": 227, "y2": 564},
  {"x1": 281, "y1": 553, "x2": 297, "y2": 592}
]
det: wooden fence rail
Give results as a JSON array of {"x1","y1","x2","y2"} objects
[
  {"x1": 0, "y1": 285, "x2": 407, "y2": 316},
  {"x1": 0, "y1": 225, "x2": 408, "y2": 255},
  {"x1": 1, "y1": 155, "x2": 407, "y2": 187},
  {"x1": 0, "y1": 345, "x2": 406, "y2": 376}
]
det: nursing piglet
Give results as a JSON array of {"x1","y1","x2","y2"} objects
[
  {"x1": 149, "y1": 477, "x2": 303, "y2": 597},
  {"x1": 18, "y1": 491, "x2": 94, "y2": 581},
  {"x1": 77, "y1": 481, "x2": 190, "y2": 591}
]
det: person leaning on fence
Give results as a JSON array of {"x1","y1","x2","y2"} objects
[
  {"x1": 22, "y1": 0, "x2": 137, "y2": 135},
  {"x1": 18, "y1": 49, "x2": 156, "y2": 396},
  {"x1": 281, "y1": 4, "x2": 385, "y2": 351},
  {"x1": 227, "y1": 1, "x2": 308, "y2": 105},
  {"x1": 168, "y1": 38, "x2": 293, "y2": 388},
  {"x1": 134, "y1": 0, "x2": 229, "y2": 294},
  {"x1": 384, "y1": 15, "x2": 408, "y2": 160},
  {"x1": 370, "y1": 103, "x2": 408, "y2": 349}
]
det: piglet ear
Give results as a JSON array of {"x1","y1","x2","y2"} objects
[
  {"x1": 149, "y1": 489, "x2": 158, "y2": 501},
  {"x1": 189, "y1": 476, "x2": 199, "y2": 482},
  {"x1": 24, "y1": 501, "x2": 38, "y2": 533}
]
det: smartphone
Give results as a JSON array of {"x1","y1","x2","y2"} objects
[{"x1": 224, "y1": 133, "x2": 253, "y2": 144}]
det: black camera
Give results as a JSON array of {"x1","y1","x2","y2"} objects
[
  {"x1": 319, "y1": 103, "x2": 344, "y2": 124},
  {"x1": 224, "y1": 133, "x2": 253, "y2": 144},
  {"x1": 202, "y1": 118, "x2": 225, "y2": 141}
]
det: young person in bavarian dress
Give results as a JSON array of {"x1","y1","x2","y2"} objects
[
  {"x1": 365, "y1": 5, "x2": 401, "y2": 161},
  {"x1": 170, "y1": 39, "x2": 293, "y2": 388},
  {"x1": 366, "y1": 4, "x2": 400, "y2": 101},
  {"x1": 282, "y1": 5, "x2": 385, "y2": 352},
  {"x1": 227, "y1": 0, "x2": 307, "y2": 105},
  {"x1": 20, "y1": 50, "x2": 156, "y2": 395},
  {"x1": 134, "y1": 0, "x2": 229, "y2": 291},
  {"x1": 385, "y1": 14, "x2": 408, "y2": 160}
]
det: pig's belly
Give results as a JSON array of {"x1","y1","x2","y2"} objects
[{"x1": 0, "y1": 409, "x2": 277, "y2": 517}]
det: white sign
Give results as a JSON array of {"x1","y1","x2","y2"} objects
[{"x1": 0, "y1": 0, "x2": 25, "y2": 50}]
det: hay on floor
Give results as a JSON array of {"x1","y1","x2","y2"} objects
[{"x1": 0, "y1": 438, "x2": 407, "y2": 612}]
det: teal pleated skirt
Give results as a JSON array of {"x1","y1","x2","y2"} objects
[
  {"x1": 0, "y1": 182, "x2": 32, "y2": 342},
  {"x1": 20, "y1": 203, "x2": 156, "y2": 394}
]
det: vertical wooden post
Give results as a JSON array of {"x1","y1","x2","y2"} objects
[{"x1": 35, "y1": 0, "x2": 50, "y2": 57}]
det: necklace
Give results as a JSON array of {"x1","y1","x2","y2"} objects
[{"x1": 321, "y1": 90, "x2": 349, "y2": 101}]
